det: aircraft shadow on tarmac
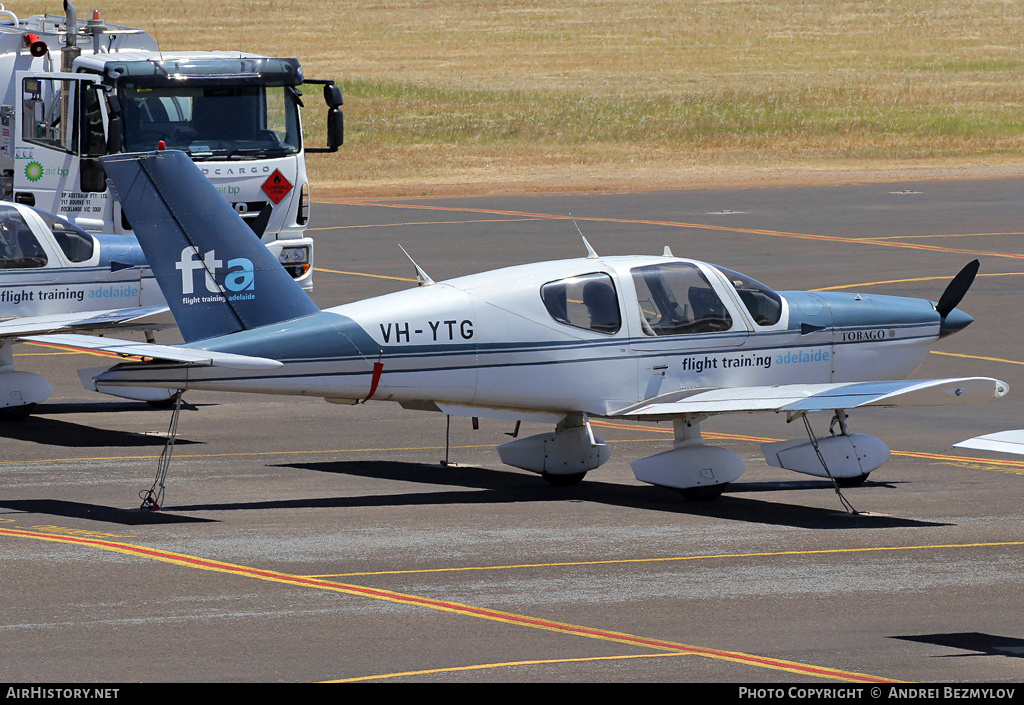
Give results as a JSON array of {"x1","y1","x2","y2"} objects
[
  {"x1": 33, "y1": 399, "x2": 209, "y2": 416},
  {"x1": 892, "y1": 632, "x2": 1024, "y2": 658},
  {"x1": 34, "y1": 401, "x2": 190, "y2": 415},
  {"x1": 162, "y1": 459, "x2": 949, "y2": 530},
  {"x1": 0, "y1": 499, "x2": 213, "y2": 525},
  {"x1": 0, "y1": 410, "x2": 204, "y2": 448}
]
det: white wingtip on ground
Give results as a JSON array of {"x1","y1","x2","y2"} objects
[{"x1": 954, "y1": 430, "x2": 1024, "y2": 455}]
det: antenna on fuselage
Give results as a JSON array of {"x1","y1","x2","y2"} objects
[
  {"x1": 398, "y1": 244, "x2": 435, "y2": 286},
  {"x1": 570, "y1": 214, "x2": 599, "y2": 259},
  {"x1": 663, "y1": 246, "x2": 674, "y2": 257}
]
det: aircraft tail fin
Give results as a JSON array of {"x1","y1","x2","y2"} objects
[{"x1": 100, "y1": 151, "x2": 319, "y2": 343}]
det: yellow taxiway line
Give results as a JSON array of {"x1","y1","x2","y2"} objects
[
  {"x1": 0, "y1": 525, "x2": 899, "y2": 683},
  {"x1": 325, "y1": 200, "x2": 1024, "y2": 261},
  {"x1": 309, "y1": 541, "x2": 1024, "y2": 579}
]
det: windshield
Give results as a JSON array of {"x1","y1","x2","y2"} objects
[
  {"x1": 716, "y1": 266, "x2": 783, "y2": 326},
  {"x1": 0, "y1": 206, "x2": 46, "y2": 269},
  {"x1": 631, "y1": 262, "x2": 733, "y2": 335},
  {"x1": 33, "y1": 209, "x2": 95, "y2": 263},
  {"x1": 119, "y1": 85, "x2": 301, "y2": 158}
]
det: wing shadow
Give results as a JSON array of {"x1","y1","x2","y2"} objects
[
  {"x1": 33, "y1": 400, "x2": 202, "y2": 415},
  {"x1": 892, "y1": 632, "x2": 1024, "y2": 658},
  {"x1": 0, "y1": 499, "x2": 213, "y2": 524},
  {"x1": 165, "y1": 460, "x2": 948, "y2": 529},
  {"x1": 0, "y1": 414, "x2": 202, "y2": 448}
]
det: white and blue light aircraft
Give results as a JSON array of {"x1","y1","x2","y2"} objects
[
  {"x1": 30, "y1": 150, "x2": 1009, "y2": 500},
  {"x1": 0, "y1": 200, "x2": 172, "y2": 418}
]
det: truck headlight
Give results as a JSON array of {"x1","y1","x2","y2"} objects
[
  {"x1": 279, "y1": 246, "x2": 309, "y2": 264},
  {"x1": 279, "y1": 245, "x2": 311, "y2": 278}
]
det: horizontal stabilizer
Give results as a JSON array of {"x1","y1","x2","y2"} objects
[
  {"x1": 22, "y1": 334, "x2": 283, "y2": 370},
  {"x1": 954, "y1": 430, "x2": 1024, "y2": 456},
  {"x1": 1, "y1": 306, "x2": 171, "y2": 337},
  {"x1": 613, "y1": 377, "x2": 1008, "y2": 418},
  {"x1": 77, "y1": 366, "x2": 177, "y2": 402}
]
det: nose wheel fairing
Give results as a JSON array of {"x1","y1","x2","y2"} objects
[
  {"x1": 0, "y1": 342, "x2": 52, "y2": 418},
  {"x1": 630, "y1": 417, "x2": 746, "y2": 491}
]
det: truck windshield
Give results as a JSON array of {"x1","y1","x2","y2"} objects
[{"x1": 119, "y1": 85, "x2": 301, "y2": 158}]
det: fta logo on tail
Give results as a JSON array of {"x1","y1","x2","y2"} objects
[{"x1": 176, "y1": 247, "x2": 255, "y2": 294}]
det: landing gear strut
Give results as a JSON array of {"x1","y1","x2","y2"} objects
[{"x1": 140, "y1": 390, "x2": 184, "y2": 511}]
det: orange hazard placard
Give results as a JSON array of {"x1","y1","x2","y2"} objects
[{"x1": 261, "y1": 169, "x2": 293, "y2": 205}]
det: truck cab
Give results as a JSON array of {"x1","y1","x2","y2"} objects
[{"x1": 0, "y1": 5, "x2": 343, "y2": 290}]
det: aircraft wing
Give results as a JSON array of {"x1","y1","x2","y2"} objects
[
  {"x1": 0, "y1": 306, "x2": 171, "y2": 337},
  {"x1": 953, "y1": 430, "x2": 1024, "y2": 455},
  {"x1": 610, "y1": 377, "x2": 1008, "y2": 419},
  {"x1": 19, "y1": 333, "x2": 283, "y2": 371}
]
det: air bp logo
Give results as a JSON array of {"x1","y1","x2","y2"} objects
[{"x1": 24, "y1": 161, "x2": 43, "y2": 182}]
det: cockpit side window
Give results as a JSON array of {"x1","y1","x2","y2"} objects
[
  {"x1": 717, "y1": 267, "x2": 783, "y2": 326},
  {"x1": 541, "y1": 272, "x2": 621, "y2": 334},
  {"x1": 631, "y1": 262, "x2": 732, "y2": 336},
  {"x1": 34, "y1": 209, "x2": 95, "y2": 263},
  {"x1": 0, "y1": 206, "x2": 47, "y2": 269}
]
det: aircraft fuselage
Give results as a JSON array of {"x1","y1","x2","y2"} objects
[{"x1": 96, "y1": 255, "x2": 962, "y2": 418}]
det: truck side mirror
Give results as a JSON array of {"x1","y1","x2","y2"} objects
[
  {"x1": 323, "y1": 84, "x2": 343, "y2": 109},
  {"x1": 105, "y1": 93, "x2": 122, "y2": 154},
  {"x1": 80, "y1": 158, "x2": 106, "y2": 193},
  {"x1": 105, "y1": 115, "x2": 122, "y2": 154},
  {"x1": 326, "y1": 108, "x2": 343, "y2": 150},
  {"x1": 303, "y1": 79, "x2": 344, "y2": 153}
]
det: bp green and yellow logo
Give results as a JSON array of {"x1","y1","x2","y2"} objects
[{"x1": 24, "y1": 161, "x2": 43, "y2": 182}]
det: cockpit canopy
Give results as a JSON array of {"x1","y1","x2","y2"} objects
[
  {"x1": 0, "y1": 205, "x2": 95, "y2": 269},
  {"x1": 539, "y1": 260, "x2": 783, "y2": 336}
]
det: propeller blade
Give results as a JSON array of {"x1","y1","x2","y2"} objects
[{"x1": 936, "y1": 259, "x2": 979, "y2": 318}]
